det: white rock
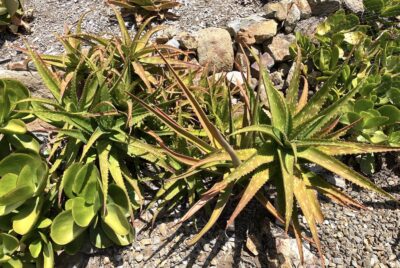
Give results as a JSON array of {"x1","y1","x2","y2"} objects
[{"x1": 166, "y1": 38, "x2": 180, "y2": 49}]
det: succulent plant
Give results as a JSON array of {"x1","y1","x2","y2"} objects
[
  {"x1": 0, "y1": 78, "x2": 40, "y2": 154},
  {"x1": 0, "y1": 0, "x2": 29, "y2": 33},
  {"x1": 50, "y1": 163, "x2": 135, "y2": 250},
  {"x1": 107, "y1": 0, "x2": 180, "y2": 24},
  {"x1": 0, "y1": 152, "x2": 53, "y2": 267},
  {"x1": 131, "y1": 45, "x2": 400, "y2": 266}
]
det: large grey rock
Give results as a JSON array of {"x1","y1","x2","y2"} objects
[
  {"x1": 197, "y1": 27, "x2": 234, "y2": 72},
  {"x1": 267, "y1": 34, "x2": 296, "y2": 62},
  {"x1": 308, "y1": 0, "x2": 342, "y2": 15},
  {"x1": 237, "y1": 20, "x2": 278, "y2": 45},
  {"x1": 0, "y1": 70, "x2": 50, "y2": 98}
]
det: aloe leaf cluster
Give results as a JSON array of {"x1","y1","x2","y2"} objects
[
  {"x1": 132, "y1": 43, "x2": 400, "y2": 265},
  {"x1": 107, "y1": 0, "x2": 180, "y2": 24}
]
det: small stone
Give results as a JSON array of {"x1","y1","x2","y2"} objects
[
  {"x1": 159, "y1": 223, "x2": 168, "y2": 237},
  {"x1": 295, "y1": 17, "x2": 325, "y2": 37},
  {"x1": 166, "y1": 38, "x2": 180, "y2": 49},
  {"x1": 285, "y1": 4, "x2": 301, "y2": 32},
  {"x1": 197, "y1": 27, "x2": 234, "y2": 72},
  {"x1": 152, "y1": 236, "x2": 161, "y2": 245},
  {"x1": 176, "y1": 32, "x2": 198, "y2": 50},
  {"x1": 140, "y1": 238, "x2": 152, "y2": 246},
  {"x1": 251, "y1": 52, "x2": 275, "y2": 77},
  {"x1": 226, "y1": 71, "x2": 244, "y2": 86},
  {"x1": 226, "y1": 14, "x2": 266, "y2": 36},
  {"x1": 294, "y1": 0, "x2": 312, "y2": 18},
  {"x1": 333, "y1": 257, "x2": 344, "y2": 265},
  {"x1": 327, "y1": 174, "x2": 346, "y2": 188},
  {"x1": 343, "y1": 0, "x2": 364, "y2": 13},
  {"x1": 203, "y1": 243, "x2": 211, "y2": 252},
  {"x1": 103, "y1": 256, "x2": 110, "y2": 264},
  {"x1": 237, "y1": 20, "x2": 278, "y2": 45},
  {"x1": 267, "y1": 34, "x2": 296, "y2": 62},
  {"x1": 263, "y1": 2, "x2": 288, "y2": 21},
  {"x1": 135, "y1": 254, "x2": 144, "y2": 263},
  {"x1": 308, "y1": 0, "x2": 342, "y2": 16}
]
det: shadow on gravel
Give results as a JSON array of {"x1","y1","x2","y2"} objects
[{"x1": 141, "y1": 198, "x2": 274, "y2": 268}]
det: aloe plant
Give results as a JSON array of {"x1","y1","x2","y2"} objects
[
  {"x1": 131, "y1": 44, "x2": 400, "y2": 266},
  {"x1": 107, "y1": 0, "x2": 180, "y2": 24}
]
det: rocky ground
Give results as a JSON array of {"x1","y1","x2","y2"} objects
[{"x1": 1, "y1": 0, "x2": 399, "y2": 267}]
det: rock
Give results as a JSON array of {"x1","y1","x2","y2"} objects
[
  {"x1": 294, "y1": 0, "x2": 312, "y2": 18},
  {"x1": 226, "y1": 71, "x2": 244, "y2": 87},
  {"x1": 263, "y1": 2, "x2": 288, "y2": 21},
  {"x1": 327, "y1": 174, "x2": 346, "y2": 188},
  {"x1": 237, "y1": 20, "x2": 278, "y2": 45},
  {"x1": 104, "y1": 256, "x2": 110, "y2": 264},
  {"x1": 140, "y1": 238, "x2": 152, "y2": 246},
  {"x1": 166, "y1": 38, "x2": 180, "y2": 49},
  {"x1": 250, "y1": 52, "x2": 275, "y2": 77},
  {"x1": 176, "y1": 32, "x2": 198, "y2": 50},
  {"x1": 308, "y1": 0, "x2": 342, "y2": 16},
  {"x1": 343, "y1": 0, "x2": 364, "y2": 13},
  {"x1": 270, "y1": 71, "x2": 285, "y2": 90},
  {"x1": 197, "y1": 27, "x2": 234, "y2": 72},
  {"x1": 214, "y1": 71, "x2": 245, "y2": 87},
  {"x1": 267, "y1": 34, "x2": 296, "y2": 62},
  {"x1": 284, "y1": 4, "x2": 301, "y2": 32},
  {"x1": 0, "y1": 70, "x2": 50, "y2": 98},
  {"x1": 226, "y1": 14, "x2": 266, "y2": 36},
  {"x1": 135, "y1": 253, "x2": 144, "y2": 263},
  {"x1": 159, "y1": 223, "x2": 168, "y2": 237},
  {"x1": 275, "y1": 237, "x2": 319, "y2": 265},
  {"x1": 294, "y1": 17, "x2": 325, "y2": 37}
]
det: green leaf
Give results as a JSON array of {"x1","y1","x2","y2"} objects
[
  {"x1": 0, "y1": 119, "x2": 26, "y2": 135},
  {"x1": 278, "y1": 149, "x2": 295, "y2": 231},
  {"x1": 187, "y1": 183, "x2": 233, "y2": 245},
  {"x1": 12, "y1": 196, "x2": 43, "y2": 235},
  {"x1": 102, "y1": 203, "x2": 130, "y2": 236},
  {"x1": 26, "y1": 44, "x2": 62, "y2": 103},
  {"x1": 227, "y1": 169, "x2": 270, "y2": 226},
  {"x1": 50, "y1": 210, "x2": 86, "y2": 245},
  {"x1": 4, "y1": 0, "x2": 19, "y2": 16},
  {"x1": 0, "y1": 233, "x2": 19, "y2": 255},
  {"x1": 298, "y1": 148, "x2": 397, "y2": 200},
  {"x1": 72, "y1": 197, "x2": 98, "y2": 227},
  {"x1": 29, "y1": 240, "x2": 42, "y2": 259}
]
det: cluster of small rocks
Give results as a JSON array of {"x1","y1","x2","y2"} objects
[{"x1": 155, "y1": 0, "x2": 366, "y2": 89}]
